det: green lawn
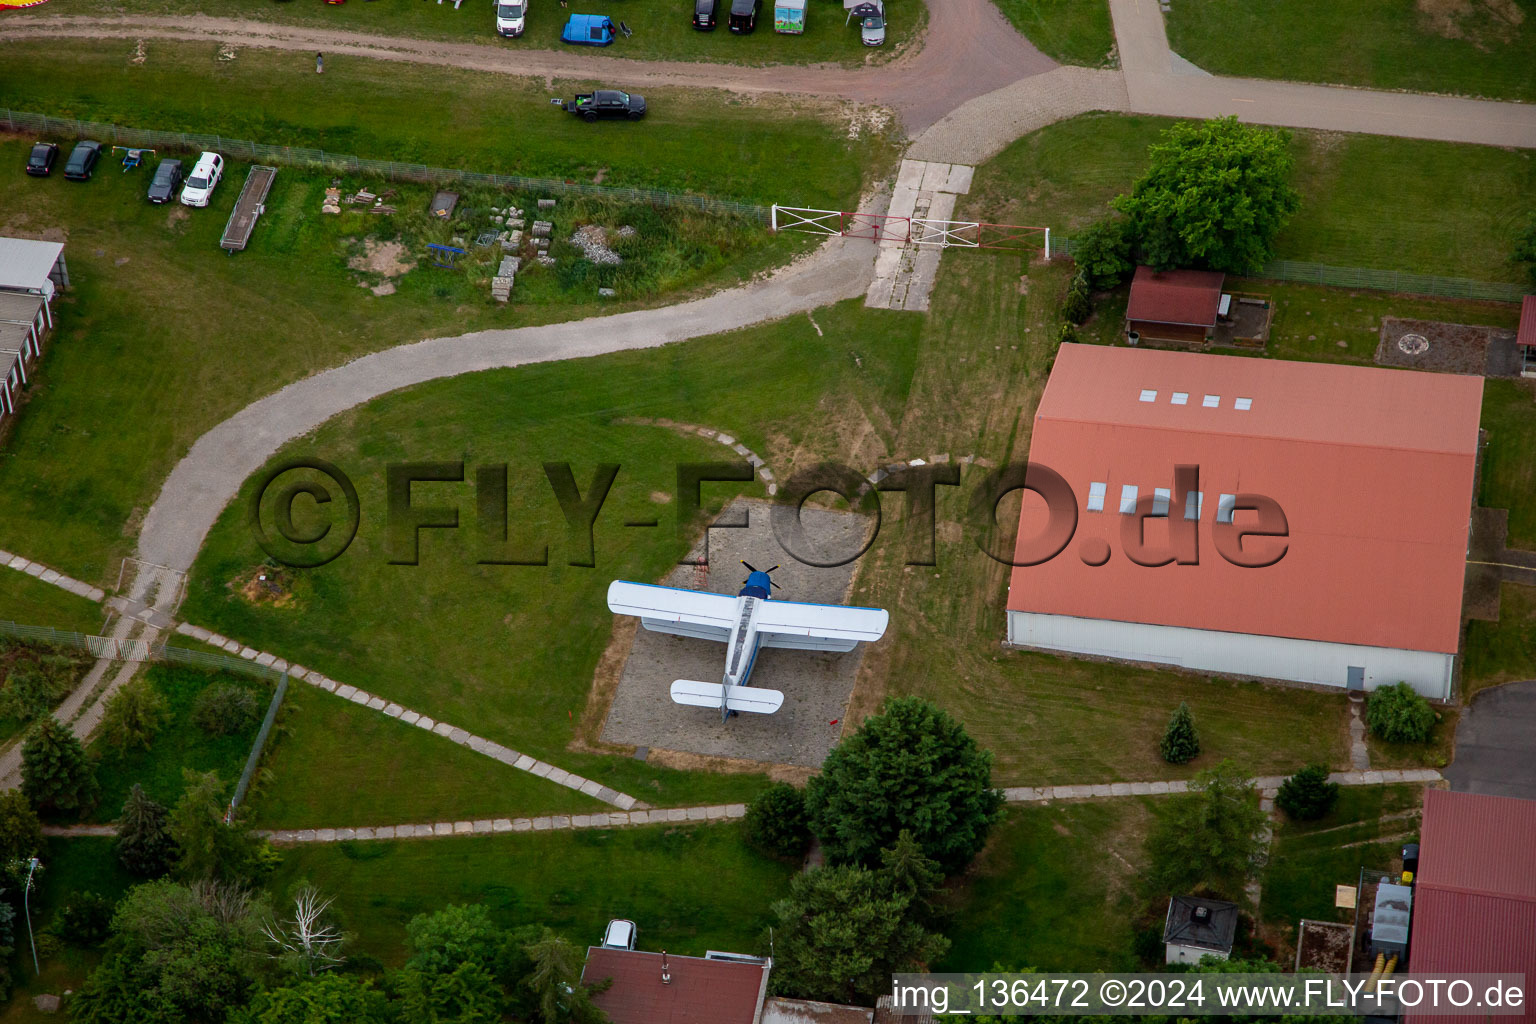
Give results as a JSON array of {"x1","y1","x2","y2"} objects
[
  {"x1": 87, "y1": 663, "x2": 268, "y2": 824},
  {"x1": 268, "y1": 822, "x2": 795, "y2": 963},
  {"x1": 942, "y1": 800, "x2": 1149, "y2": 972},
  {"x1": 1480, "y1": 379, "x2": 1536, "y2": 548},
  {"x1": 1259, "y1": 783, "x2": 1422, "y2": 946},
  {"x1": 0, "y1": 572, "x2": 103, "y2": 635},
  {"x1": 964, "y1": 113, "x2": 1536, "y2": 283},
  {"x1": 1464, "y1": 584, "x2": 1536, "y2": 698},
  {"x1": 988, "y1": 0, "x2": 1115, "y2": 66},
  {"x1": 10, "y1": 0, "x2": 918, "y2": 66},
  {"x1": 1166, "y1": 0, "x2": 1536, "y2": 102}
]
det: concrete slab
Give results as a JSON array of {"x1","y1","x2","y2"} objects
[
  {"x1": 894, "y1": 159, "x2": 928, "y2": 192},
  {"x1": 599, "y1": 499, "x2": 873, "y2": 769},
  {"x1": 943, "y1": 164, "x2": 975, "y2": 194},
  {"x1": 918, "y1": 161, "x2": 953, "y2": 192},
  {"x1": 1445, "y1": 680, "x2": 1536, "y2": 800}
]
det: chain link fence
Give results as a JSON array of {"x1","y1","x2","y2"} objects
[
  {"x1": 0, "y1": 618, "x2": 286, "y2": 683},
  {"x1": 1, "y1": 108, "x2": 771, "y2": 224},
  {"x1": 1052, "y1": 237, "x2": 1526, "y2": 304}
]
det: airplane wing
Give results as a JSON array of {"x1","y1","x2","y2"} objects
[
  {"x1": 607, "y1": 581, "x2": 736, "y2": 642},
  {"x1": 754, "y1": 599, "x2": 889, "y2": 652}
]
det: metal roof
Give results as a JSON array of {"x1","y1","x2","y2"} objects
[
  {"x1": 583, "y1": 948, "x2": 769, "y2": 1024},
  {"x1": 1125, "y1": 266, "x2": 1226, "y2": 327},
  {"x1": 0, "y1": 292, "x2": 43, "y2": 325},
  {"x1": 1519, "y1": 295, "x2": 1536, "y2": 348},
  {"x1": 0, "y1": 237, "x2": 63, "y2": 293},
  {"x1": 1006, "y1": 344, "x2": 1484, "y2": 654},
  {"x1": 1162, "y1": 895, "x2": 1239, "y2": 951}
]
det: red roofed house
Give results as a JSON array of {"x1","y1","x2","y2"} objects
[
  {"x1": 1005, "y1": 344, "x2": 1484, "y2": 699},
  {"x1": 1406, "y1": 789, "x2": 1536, "y2": 1024},
  {"x1": 582, "y1": 947, "x2": 772, "y2": 1024},
  {"x1": 1519, "y1": 295, "x2": 1535, "y2": 377},
  {"x1": 1125, "y1": 266, "x2": 1226, "y2": 346}
]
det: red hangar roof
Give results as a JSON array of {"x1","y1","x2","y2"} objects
[
  {"x1": 1006, "y1": 344, "x2": 1484, "y2": 654},
  {"x1": 1407, "y1": 789, "x2": 1536, "y2": 1024},
  {"x1": 582, "y1": 948, "x2": 770, "y2": 1024},
  {"x1": 1520, "y1": 295, "x2": 1536, "y2": 347},
  {"x1": 1125, "y1": 266, "x2": 1226, "y2": 327}
]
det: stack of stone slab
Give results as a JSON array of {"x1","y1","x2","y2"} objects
[{"x1": 491, "y1": 255, "x2": 520, "y2": 304}]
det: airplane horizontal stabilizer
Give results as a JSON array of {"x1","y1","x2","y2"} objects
[{"x1": 669, "y1": 680, "x2": 785, "y2": 715}]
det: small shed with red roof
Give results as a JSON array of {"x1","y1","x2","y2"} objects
[{"x1": 1125, "y1": 266, "x2": 1226, "y2": 346}]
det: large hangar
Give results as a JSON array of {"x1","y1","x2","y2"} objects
[{"x1": 1005, "y1": 344, "x2": 1484, "y2": 700}]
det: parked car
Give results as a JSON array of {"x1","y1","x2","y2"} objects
[
  {"x1": 601, "y1": 919, "x2": 637, "y2": 951},
  {"x1": 692, "y1": 0, "x2": 717, "y2": 29},
  {"x1": 25, "y1": 142, "x2": 59, "y2": 177},
  {"x1": 147, "y1": 158, "x2": 184, "y2": 204},
  {"x1": 728, "y1": 0, "x2": 760, "y2": 32},
  {"x1": 562, "y1": 89, "x2": 647, "y2": 121},
  {"x1": 180, "y1": 151, "x2": 224, "y2": 207},
  {"x1": 860, "y1": 1, "x2": 885, "y2": 44},
  {"x1": 495, "y1": 0, "x2": 527, "y2": 37},
  {"x1": 62, "y1": 140, "x2": 103, "y2": 181},
  {"x1": 560, "y1": 13, "x2": 616, "y2": 45}
]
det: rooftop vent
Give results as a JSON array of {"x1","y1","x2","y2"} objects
[{"x1": 1192, "y1": 906, "x2": 1211, "y2": 925}]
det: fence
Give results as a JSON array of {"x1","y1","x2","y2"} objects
[
  {"x1": 0, "y1": 619, "x2": 287, "y2": 683},
  {"x1": 1051, "y1": 237, "x2": 1526, "y2": 304},
  {"x1": 0, "y1": 108, "x2": 771, "y2": 224},
  {"x1": 227, "y1": 673, "x2": 288, "y2": 823}
]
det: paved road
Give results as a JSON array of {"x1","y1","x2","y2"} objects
[
  {"x1": 1444, "y1": 680, "x2": 1536, "y2": 800},
  {"x1": 0, "y1": 0, "x2": 1056, "y2": 134},
  {"x1": 135, "y1": 233, "x2": 877, "y2": 575}
]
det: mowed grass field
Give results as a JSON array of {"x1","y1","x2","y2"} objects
[
  {"x1": 987, "y1": 0, "x2": 1115, "y2": 66},
  {"x1": 1166, "y1": 0, "x2": 1536, "y2": 102},
  {"x1": 0, "y1": 570, "x2": 104, "y2": 634},
  {"x1": 8, "y1": 0, "x2": 919, "y2": 66},
  {"x1": 967, "y1": 114, "x2": 1536, "y2": 283}
]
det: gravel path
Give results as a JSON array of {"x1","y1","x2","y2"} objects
[{"x1": 0, "y1": 0, "x2": 1057, "y2": 134}]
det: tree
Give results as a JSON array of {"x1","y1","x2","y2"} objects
[
  {"x1": 521, "y1": 929, "x2": 610, "y2": 1024},
  {"x1": 1062, "y1": 273, "x2": 1093, "y2": 324},
  {"x1": 1071, "y1": 216, "x2": 1135, "y2": 290},
  {"x1": 0, "y1": 790, "x2": 42, "y2": 864},
  {"x1": 392, "y1": 903, "x2": 520, "y2": 1023},
  {"x1": 1146, "y1": 760, "x2": 1269, "y2": 899},
  {"x1": 1113, "y1": 117, "x2": 1300, "y2": 274},
  {"x1": 742, "y1": 783, "x2": 811, "y2": 860},
  {"x1": 804, "y1": 696, "x2": 1004, "y2": 873},
  {"x1": 100, "y1": 678, "x2": 169, "y2": 752},
  {"x1": 54, "y1": 891, "x2": 113, "y2": 946},
  {"x1": 1159, "y1": 702, "x2": 1200, "y2": 764},
  {"x1": 767, "y1": 848, "x2": 949, "y2": 1006},
  {"x1": 1365, "y1": 682, "x2": 1436, "y2": 743},
  {"x1": 235, "y1": 975, "x2": 392, "y2": 1024},
  {"x1": 117, "y1": 783, "x2": 177, "y2": 878},
  {"x1": 1514, "y1": 211, "x2": 1536, "y2": 286},
  {"x1": 169, "y1": 770, "x2": 263, "y2": 883},
  {"x1": 261, "y1": 883, "x2": 344, "y2": 977},
  {"x1": 20, "y1": 715, "x2": 99, "y2": 817},
  {"x1": 192, "y1": 683, "x2": 262, "y2": 737},
  {"x1": 1275, "y1": 764, "x2": 1340, "y2": 821}
]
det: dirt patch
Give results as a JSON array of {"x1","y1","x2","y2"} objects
[
  {"x1": 348, "y1": 237, "x2": 414, "y2": 278},
  {"x1": 845, "y1": 103, "x2": 894, "y2": 141},
  {"x1": 232, "y1": 564, "x2": 297, "y2": 608},
  {"x1": 1416, "y1": 0, "x2": 1524, "y2": 46},
  {"x1": 370, "y1": 281, "x2": 397, "y2": 297},
  {"x1": 646, "y1": 747, "x2": 814, "y2": 785},
  {"x1": 165, "y1": 206, "x2": 190, "y2": 230},
  {"x1": 649, "y1": 490, "x2": 672, "y2": 504},
  {"x1": 1375, "y1": 317, "x2": 1520, "y2": 376}
]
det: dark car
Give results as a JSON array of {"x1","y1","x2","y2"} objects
[
  {"x1": 25, "y1": 142, "x2": 59, "y2": 178},
  {"x1": 147, "y1": 158, "x2": 184, "y2": 204},
  {"x1": 727, "y1": 0, "x2": 760, "y2": 33},
  {"x1": 63, "y1": 140, "x2": 103, "y2": 182},
  {"x1": 693, "y1": 0, "x2": 717, "y2": 29},
  {"x1": 564, "y1": 90, "x2": 647, "y2": 122}
]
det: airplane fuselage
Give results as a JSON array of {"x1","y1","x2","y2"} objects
[{"x1": 721, "y1": 571, "x2": 775, "y2": 692}]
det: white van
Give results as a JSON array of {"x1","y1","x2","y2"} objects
[
  {"x1": 180, "y1": 151, "x2": 224, "y2": 207},
  {"x1": 495, "y1": 0, "x2": 527, "y2": 37}
]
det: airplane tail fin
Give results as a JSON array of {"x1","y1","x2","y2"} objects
[{"x1": 669, "y1": 680, "x2": 785, "y2": 715}]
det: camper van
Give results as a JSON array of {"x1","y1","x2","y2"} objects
[{"x1": 774, "y1": 0, "x2": 806, "y2": 33}]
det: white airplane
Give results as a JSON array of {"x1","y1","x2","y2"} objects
[{"x1": 607, "y1": 562, "x2": 889, "y2": 722}]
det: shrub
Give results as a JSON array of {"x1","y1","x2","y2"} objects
[
  {"x1": 1275, "y1": 764, "x2": 1340, "y2": 821},
  {"x1": 1366, "y1": 682, "x2": 1436, "y2": 743},
  {"x1": 1514, "y1": 212, "x2": 1536, "y2": 287},
  {"x1": 1159, "y1": 702, "x2": 1200, "y2": 764},
  {"x1": 99, "y1": 678, "x2": 168, "y2": 751},
  {"x1": 1062, "y1": 273, "x2": 1093, "y2": 325},
  {"x1": 55, "y1": 891, "x2": 113, "y2": 946},
  {"x1": 1057, "y1": 322, "x2": 1079, "y2": 345},
  {"x1": 1146, "y1": 760, "x2": 1267, "y2": 898},
  {"x1": 192, "y1": 683, "x2": 261, "y2": 736},
  {"x1": 0, "y1": 658, "x2": 75, "y2": 727},
  {"x1": 1071, "y1": 216, "x2": 1135, "y2": 290},
  {"x1": 743, "y1": 783, "x2": 811, "y2": 860},
  {"x1": 0, "y1": 790, "x2": 42, "y2": 864}
]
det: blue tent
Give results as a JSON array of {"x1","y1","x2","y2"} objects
[{"x1": 561, "y1": 13, "x2": 616, "y2": 45}]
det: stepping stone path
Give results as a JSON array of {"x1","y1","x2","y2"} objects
[{"x1": 0, "y1": 550, "x2": 106, "y2": 603}]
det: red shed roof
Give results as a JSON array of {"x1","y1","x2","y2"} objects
[
  {"x1": 1520, "y1": 295, "x2": 1536, "y2": 348},
  {"x1": 582, "y1": 948, "x2": 769, "y2": 1024},
  {"x1": 1407, "y1": 790, "x2": 1536, "y2": 1024},
  {"x1": 1125, "y1": 266, "x2": 1226, "y2": 327},
  {"x1": 1006, "y1": 345, "x2": 1484, "y2": 654}
]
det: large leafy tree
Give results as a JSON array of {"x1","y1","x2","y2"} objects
[
  {"x1": 117, "y1": 783, "x2": 177, "y2": 878},
  {"x1": 234, "y1": 975, "x2": 392, "y2": 1024},
  {"x1": 0, "y1": 790, "x2": 41, "y2": 864},
  {"x1": 99, "y1": 677, "x2": 169, "y2": 751},
  {"x1": 1113, "y1": 117, "x2": 1300, "y2": 274},
  {"x1": 20, "y1": 715, "x2": 99, "y2": 817},
  {"x1": 169, "y1": 770, "x2": 263, "y2": 884},
  {"x1": 1145, "y1": 759, "x2": 1269, "y2": 899},
  {"x1": 767, "y1": 836, "x2": 949, "y2": 1006},
  {"x1": 805, "y1": 696, "x2": 1004, "y2": 872},
  {"x1": 392, "y1": 903, "x2": 522, "y2": 1023}
]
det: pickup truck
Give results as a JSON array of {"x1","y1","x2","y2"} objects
[{"x1": 563, "y1": 90, "x2": 647, "y2": 122}]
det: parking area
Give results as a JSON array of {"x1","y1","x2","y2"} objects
[
  {"x1": 599, "y1": 498, "x2": 877, "y2": 768},
  {"x1": 1444, "y1": 679, "x2": 1536, "y2": 800}
]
